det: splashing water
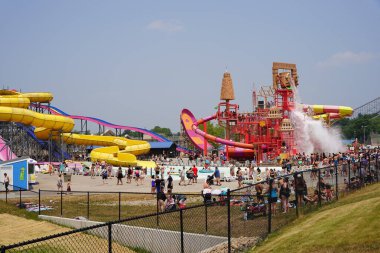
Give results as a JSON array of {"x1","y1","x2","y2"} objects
[
  {"x1": 291, "y1": 109, "x2": 345, "y2": 154},
  {"x1": 289, "y1": 78, "x2": 345, "y2": 154}
]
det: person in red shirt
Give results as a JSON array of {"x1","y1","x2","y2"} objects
[{"x1": 192, "y1": 165, "x2": 198, "y2": 183}]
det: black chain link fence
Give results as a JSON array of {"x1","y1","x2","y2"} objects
[{"x1": 1, "y1": 156, "x2": 379, "y2": 252}]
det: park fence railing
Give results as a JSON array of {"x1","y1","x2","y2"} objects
[{"x1": 0, "y1": 154, "x2": 379, "y2": 253}]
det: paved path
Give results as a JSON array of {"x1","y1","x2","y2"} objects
[{"x1": 27, "y1": 173, "x2": 240, "y2": 193}]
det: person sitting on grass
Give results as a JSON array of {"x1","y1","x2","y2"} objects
[
  {"x1": 255, "y1": 183, "x2": 264, "y2": 204},
  {"x1": 165, "y1": 194, "x2": 176, "y2": 211},
  {"x1": 304, "y1": 190, "x2": 319, "y2": 205},
  {"x1": 325, "y1": 183, "x2": 333, "y2": 201}
]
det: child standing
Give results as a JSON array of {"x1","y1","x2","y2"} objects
[
  {"x1": 57, "y1": 174, "x2": 63, "y2": 191},
  {"x1": 67, "y1": 179, "x2": 72, "y2": 193},
  {"x1": 151, "y1": 176, "x2": 156, "y2": 193}
]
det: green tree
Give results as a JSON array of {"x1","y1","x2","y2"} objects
[
  {"x1": 122, "y1": 130, "x2": 141, "y2": 139},
  {"x1": 150, "y1": 126, "x2": 173, "y2": 137},
  {"x1": 198, "y1": 121, "x2": 225, "y2": 148},
  {"x1": 336, "y1": 114, "x2": 380, "y2": 142}
]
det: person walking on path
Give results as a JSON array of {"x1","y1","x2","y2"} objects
[
  {"x1": 192, "y1": 165, "x2": 198, "y2": 183},
  {"x1": 167, "y1": 173, "x2": 173, "y2": 194},
  {"x1": 116, "y1": 167, "x2": 123, "y2": 185},
  {"x1": 66, "y1": 179, "x2": 72, "y2": 193},
  {"x1": 186, "y1": 168, "x2": 194, "y2": 185},
  {"x1": 101, "y1": 167, "x2": 108, "y2": 184},
  {"x1": 237, "y1": 167, "x2": 243, "y2": 188},
  {"x1": 269, "y1": 180, "x2": 279, "y2": 216},
  {"x1": 57, "y1": 174, "x2": 63, "y2": 191},
  {"x1": 3, "y1": 173, "x2": 9, "y2": 192},
  {"x1": 214, "y1": 167, "x2": 221, "y2": 186},
  {"x1": 90, "y1": 164, "x2": 95, "y2": 179},
  {"x1": 135, "y1": 169, "x2": 140, "y2": 186},
  {"x1": 155, "y1": 176, "x2": 162, "y2": 193},
  {"x1": 179, "y1": 168, "x2": 186, "y2": 186},
  {"x1": 295, "y1": 173, "x2": 307, "y2": 211},
  {"x1": 59, "y1": 162, "x2": 65, "y2": 174},
  {"x1": 127, "y1": 166, "x2": 133, "y2": 183},
  {"x1": 151, "y1": 176, "x2": 156, "y2": 193},
  {"x1": 139, "y1": 169, "x2": 146, "y2": 185},
  {"x1": 48, "y1": 163, "x2": 53, "y2": 176},
  {"x1": 279, "y1": 177, "x2": 291, "y2": 213}
]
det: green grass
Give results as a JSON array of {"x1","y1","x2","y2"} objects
[
  {"x1": 0, "y1": 199, "x2": 39, "y2": 220},
  {"x1": 250, "y1": 183, "x2": 380, "y2": 253}
]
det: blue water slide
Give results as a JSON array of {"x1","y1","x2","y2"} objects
[{"x1": 16, "y1": 123, "x2": 71, "y2": 160}]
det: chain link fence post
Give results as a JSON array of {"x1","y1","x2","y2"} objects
[
  {"x1": 268, "y1": 179, "x2": 272, "y2": 234},
  {"x1": 60, "y1": 190, "x2": 63, "y2": 216},
  {"x1": 156, "y1": 191, "x2": 159, "y2": 227},
  {"x1": 87, "y1": 192, "x2": 90, "y2": 220},
  {"x1": 19, "y1": 188, "x2": 21, "y2": 209},
  {"x1": 180, "y1": 208, "x2": 184, "y2": 253},
  {"x1": 227, "y1": 189, "x2": 231, "y2": 253},
  {"x1": 295, "y1": 183, "x2": 299, "y2": 217},
  {"x1": 359, "y1": 160, "x2": 363, "y2": 188},
  {"x1": 108, "y1": 223, "x2": 112, "y2": 253},
  {"x1": 318, "y1": 169, "x2": 322, "y2": 207},
  {"x1": 38, "y1": 189, "x2": 41, "y2": 215},
  {"x1": 118, "y1": 192, "x2": 121, "y2": 221},
  {"x1": 335, "y1": 164, "x2": 339, "y2": 201},
  {"x1": 376, "y1": 155, "x2": 379, "y2": 183},
  {"x1": 204, "y1": 202, "x2": 208, "y2": 234},
  {"x1": 348, "y1": 160, "x2": 351, "y2": 190}
]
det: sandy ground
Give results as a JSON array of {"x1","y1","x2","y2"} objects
[
  {"x1": 30, "y1": 173, "x2": 241, "y2": 193},
  {"x1": 0, "y1": 213, "x2": 135, "y2": 252},
  {"x1": 0, "y1": 213, "x2": 69, "y2": 245}
]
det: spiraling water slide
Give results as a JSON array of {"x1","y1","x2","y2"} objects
[
  {"x1": 37, "y1": 104, "x2": 190, "y2": 154},
  {"x1": 0, "y1": 90, "x2": 156, "y2": 167},
  {"x1": 38, "y1": 105, "x2": 171, "y2": 142},
  {"x1": 181, "y1": 105, "x2": 353, "y2": 155}
]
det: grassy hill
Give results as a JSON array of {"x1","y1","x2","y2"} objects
[
  {"x1": 0, "y1": 200, "x2": 138, "y2": 252},
  {"x1": 250, "y1": 183, "x2": 380, "y2": 253}
]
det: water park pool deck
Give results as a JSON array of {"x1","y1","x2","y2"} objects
[{"x1": 31, "y1": 173, "x2": 240, "y2": 193}]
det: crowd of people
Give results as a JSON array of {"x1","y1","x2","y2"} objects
[
  {"x1": 230, "y1": 149, "x2": 379, "y2": 217},
  {"x1": 41, "y1": 147, "x2": 380, "y2": 215}
]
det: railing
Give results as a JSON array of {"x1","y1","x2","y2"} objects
[{"x1": 0, "y1": 155, "x2": 378, "y2": 252}]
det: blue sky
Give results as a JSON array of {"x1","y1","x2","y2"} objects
[{"x1": 1, "y1": 1, "x2": 379, "y2": 132}]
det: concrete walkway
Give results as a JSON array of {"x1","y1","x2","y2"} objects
[{"x1": 27, "y1": 173, "x2": 241, "y2": 193}]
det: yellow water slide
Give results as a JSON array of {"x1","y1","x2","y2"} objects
[{"x1": 0, "y1": 90, "x2": 155, "y2": 167}]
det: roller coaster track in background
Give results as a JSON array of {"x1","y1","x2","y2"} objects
[{"x1": 350, "y1": 97, "x2": 380, "y2": 119}]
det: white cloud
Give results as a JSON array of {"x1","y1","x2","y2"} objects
[
  {"x1": 317, "y1": 51, "x2": 379, "y2": 68},
  {"x1": 146, "y1": 20, "x2": 183, "y2": 32}
]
